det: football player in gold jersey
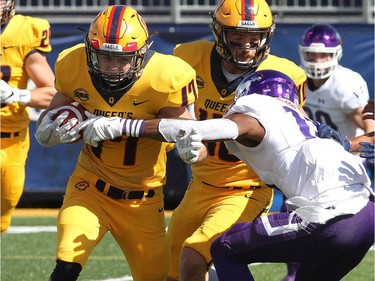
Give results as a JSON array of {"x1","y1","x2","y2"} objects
[
  {"x1": 0, "y1": 0, "x2": 55, "y2": 234},
  {"x1": 165, "y1": 1, "x2": 306, "y2": 280},
  {"x1": 35, "y1": 5, "x2": 197, "y2": 281},
  {"x1": 68, "y1": 1, "x2": 307, "y2": 280}
]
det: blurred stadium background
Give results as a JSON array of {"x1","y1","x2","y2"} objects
[{"x1": 17, "y1": 0, "x2": 375, "y2": 210}]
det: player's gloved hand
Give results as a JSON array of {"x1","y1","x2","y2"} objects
[
  {"x1": 76, "y1": 113, "x2": 125, "y2": 147},
  {"x1": 176, "y1": 128, "x2": 203, "y2": 164},
  {"x1": 317, "y1": 123, "x2": 351, "y2": 151},
  {"x1": 0, "y1": 80, "x2": 31, "y2": 105},
  {"x1": 35, "y1": 109, "x2": 79, "y2": 146},
  {"x1": 357, "y1": 142, "x2": 374, "y2": 166}
]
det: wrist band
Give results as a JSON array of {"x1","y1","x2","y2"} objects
[
  {"x1": 18, "y1": 89, "x2": 31, "y2": 104},
  {"x1": 122, "y1": 119, "x2": 145, "y2": 137}
]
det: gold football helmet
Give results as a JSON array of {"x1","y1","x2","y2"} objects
[
  {"x1": 85, "y1": 5, "x2": 150, "y2": 95},
  {"x1": 211, "y1": 0, "x2": 275, "y2": 70},
  {"x1": 0, "y1": 0, "x2": 15, "y2": 26}
]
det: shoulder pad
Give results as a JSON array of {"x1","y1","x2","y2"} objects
[
  {"x1": 55, "y1": 44, "x2": 86, "y2": 87},
  {"x1": 24, "y1": 15, "x2": 52, "y2": 53},
  {"x1": 174, "y1": 41, "x2": 214, "y2": 68},
  {"x1": 149, "y1": 53, "x2": 196, "y2": 92},
  {"x1": 148, "y1": 53, "x2": 198, "y2": 106}
]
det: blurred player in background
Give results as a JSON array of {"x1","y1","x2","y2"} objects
[
  {"x1": 300, "y1": 24, "x2": 373, "y2": 137},
  {"x1": 0, "y1": 0, "x2": 55, "y2": 234},
  {"x1": 35, "y1": 5, "x2": 197, "y2": 281},
  {"x1": 165, "y1": 0, "x2": 306, "y2": 280}
]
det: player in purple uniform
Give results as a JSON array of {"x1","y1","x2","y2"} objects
[
  {"x1": 300, "y1": 24, "x2": 373, "y2": 138},
  {"x1": 203, "y1": 70, "x2": 373, "y2": 281}
]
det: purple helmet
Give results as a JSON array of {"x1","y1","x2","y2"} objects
[
  {"x1": 299, "y1": 24, "x2": 343, "y2": 79},
  {"x1": 235, "y1": 70, "x2": 299, "y2": 108}
]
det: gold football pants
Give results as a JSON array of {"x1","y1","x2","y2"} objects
[
  {"x1": 55, "y1": 167, "x2": 169, "y2": 281},
  {"x1": 1, "y1": 128, "x2": 29, "y2": 234},
  {"x1": 167, "y1": 178, "x2": 273, "y2": 280}
]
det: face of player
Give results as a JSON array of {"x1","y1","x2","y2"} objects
[
  {"x1": 305, "y1": 52, "x2": 333, "y2": 63},
  {"x1": 93, "y1": 52, "x2": 138, "y2": 86},
  {"x1": 305, "y1": 52, "x2": 334, "y2": 79},
  {"x1": 97, "y1": 53, "x2": 134, "y2": 75},
  {"x1": 225, "y1": 31, "x2": 261, "y2": 66}
]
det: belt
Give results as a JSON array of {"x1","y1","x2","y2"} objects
[
  {"x1": 95, "y1": 179, "x2": 155, "y2": 200},
  {"x1": 202, "y1": 181, "x2": 259, "y2": 190},
  {"x1": 1, "y1": 131, "x2": 20, "y2": 138}
]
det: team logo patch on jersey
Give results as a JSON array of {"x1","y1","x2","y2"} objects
[
  {"x1": 196, "y1": 76, "x2": 205, "y2": 89},
  {"x1": 75, "y1": 181, "x2": 89, "y2": 191},
  {"x1": 74, "y1": 88, "x2": 90, "y2": 101}
]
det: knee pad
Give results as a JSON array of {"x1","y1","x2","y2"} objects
[{"x1": 50, "y1": 259, "x2": 82, "y2": 281}]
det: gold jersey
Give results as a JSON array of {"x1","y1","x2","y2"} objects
[
  {"x1": 0, "y1": 14, "x2": 52, "y2": 132},
  {"x1": 55, "y1": 44, "x2": 198, "y2": 190},
  {"x1": 174, "y1": 41, "x2": 306, "y2": 187}
]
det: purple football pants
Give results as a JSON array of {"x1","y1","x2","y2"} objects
[{"x1": 211, "y1": 197, "x2": 374, "y2": 281}]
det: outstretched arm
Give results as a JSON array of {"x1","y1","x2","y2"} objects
[
  {"x1": 67, "y1": 111, "x2": 265, "y2": 164},
  {"x1": 69, "y1": 116, "x2": 240, "y2": 147},
  {"x1": 167, "y1": 113, "x2": 265, "y2": 164}
]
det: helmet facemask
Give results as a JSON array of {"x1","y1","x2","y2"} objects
[
  {"x1": 86, "y1": 38, "x2": 149, "y2": 94},
  {"x1": 210, "y1": 0, "x2": 275, "y2": 71},
  {"x1": 211, "y1": 19, "x2": 273, "y2": 70},
  {"x1": 0, "y1": 0, "x2": 15, "y2": 26},
  {"x1": 299, "y1": 44, "x2": 342, "y2": 80}
]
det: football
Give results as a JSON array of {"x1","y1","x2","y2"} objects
[{"x1": 52, "y1": 101, "x2": 87, "y2": 143}]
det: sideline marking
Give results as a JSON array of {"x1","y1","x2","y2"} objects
[
  {"x1": 6, "y1": 225, "x2": 375, "y2": 253},
  {"x1": 7, "y1": 226, "x2": 56, "y2": 234}
]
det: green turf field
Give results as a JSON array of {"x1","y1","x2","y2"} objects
[{"x1": 1, "y1": 211, "x2": 374, "y2": 281}]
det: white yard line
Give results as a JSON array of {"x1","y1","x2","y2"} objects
[
  {"x1": 7, "y1": 226, "x2": 57, "y2": 233},
  {"x1": 7, "y1": 226, "x2": 375, "y2": 253},
  {"x1": 6, "y1": 225, "x2": 374, "y2": 281}
]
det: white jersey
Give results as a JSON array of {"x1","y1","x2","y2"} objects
[
  {"x1": 303, "y1": 65, "x2": 369, "y2": 138},
  {"x1": 224, "y1": 94, "x2": 371, "y2": 224}
]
